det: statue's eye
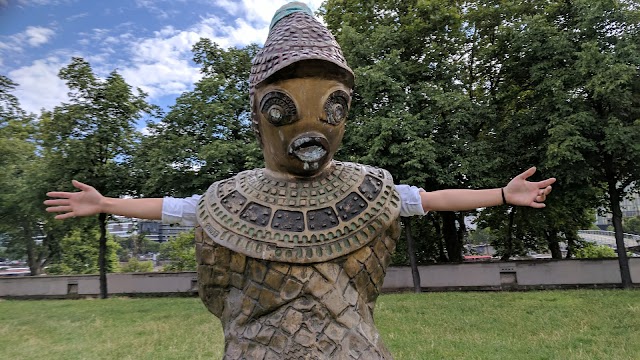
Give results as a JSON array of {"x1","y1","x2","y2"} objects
[
  {"x1": 260, "y1": 91, "x2": 298, "y2": 126},
  {"x1": 323, "y1": 90, "x2": 350, "y2": 125}
]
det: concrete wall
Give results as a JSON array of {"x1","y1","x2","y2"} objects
[
  {"x1": 0, "y1": 272, "x2": 198, "y2": 298},
  {"x1": 1, "y1": 259, "x2": 638, "y2": 298}
]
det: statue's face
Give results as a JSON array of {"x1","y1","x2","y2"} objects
[{"x1": 254, "y1": 77, "x2": 351, "y2": 177}]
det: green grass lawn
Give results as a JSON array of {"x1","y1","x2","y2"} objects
[{"x1": 0, "y1": 290, "x2": 638, "y2": 359}]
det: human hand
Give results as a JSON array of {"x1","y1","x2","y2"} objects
[
  {"x1": 503, "y1": 167, "x2": 556, "y2": 208},
  {"x1": 44, "y1": 180, "x2": 104, "y2": 219}
]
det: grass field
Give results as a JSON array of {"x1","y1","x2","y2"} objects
[{"x1": 0, "y1": 290, "x2": 639, "y2": 359}]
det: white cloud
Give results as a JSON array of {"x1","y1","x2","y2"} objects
[
  {"x1": 135, "y1": 0, "x2": 180, "y2": 20},
  {"x1": 115, "y1": 12, "x2": 269, "y2": 101},
  {"x1": 5, "y1": 0, "x2": 332, "y2": 113},
  {"x1": 24, "y1": 26, "x2": 56, "y2": 46},
  {"x1": 9, "y1": 57, "x2": 69, "y2": 114},
  {"x1": 216, "y1": 0, "x2": 239, "y2": 15},
  {"x1": 117, "y1": 26, "x2": 202, "y2": 99},
  {"x1": 2, "y1": 26, "x2": 56, "y2": 53},
  {"x1": 65, "y1": 12, "x2": 88, "y2": 21},
  {"x1": 234, "y1": 0, "x2": 326, "y2": 25}
]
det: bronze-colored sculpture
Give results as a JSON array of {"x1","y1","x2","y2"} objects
[
  {"x1": 43, "y1": 3, "x2": 557, "y2": 360},
  {"x1": 195, "y1": 4, "x2": 400, "y2": 359}
]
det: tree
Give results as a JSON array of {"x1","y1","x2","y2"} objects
[
  {"x1": 46, "y1": 229, "x2": 119, "y2": 274},
  {"x1": 40, "y1": 58, "x2": 155, "y2": 297},
  {"x1": 120, "y1": 258, "x2": 153, "y2": 273},
  {"x1": 575, "y1": 243, "x2": 617, "y2": 259},
  {"x1": 323, "y1": 0, "x2": 484, "y2": 268},
  {"x1": 540, "y1": 0, "x2": 640, "y2": 287},
  {"x1": 623, "y1": 215, "x2": 640, "y2": 235},
  {"x1": 160, "y1": 230, "x2": 196, "y2": 271},
  {"x1": 115, "y1": 233, "x2": 160, "y2": 261},
  {"x1": 0, "y1": 75, "x2": 54, "y2": 274},
  {"x1": 134, "y1": 40, "x2": 262, "y2": 198}
]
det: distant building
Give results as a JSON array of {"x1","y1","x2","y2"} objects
[
  {"x1": 107, "y1": 217, "x2": 192, "y2": 242},
  {"x1": 138, "y1": 221, "x2": 193, "y2": 243},
  {"x1": 595, "y1": 193, "x2": 640, "y2": 230}
]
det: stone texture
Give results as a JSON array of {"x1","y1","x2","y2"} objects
[
  {"x1": 195, "y1": 163, "x2": 401, "y2": 359},
  {"x1": 194, "y1": 7, "x2": 401, "y2": 358}
]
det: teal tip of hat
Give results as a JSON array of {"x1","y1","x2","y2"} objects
[{"x1": 269, "y1": 2, "x2": 314, "y2": 30}]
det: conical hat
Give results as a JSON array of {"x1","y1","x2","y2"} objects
[{"x1": 249, "y1": 2, "x2": 354, "y2": 93}]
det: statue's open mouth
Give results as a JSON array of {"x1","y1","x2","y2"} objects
[{"x1": 288, "y1": 135, "x2": 329, "y2": 164}]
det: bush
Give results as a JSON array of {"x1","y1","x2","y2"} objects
[
  {"x1": 575, "y1": 243, "x2": 617, "y2": 258},
  {"x1": 160, "y1": 230, "x2": 196, "y2": 271},
  {"x1": 120, "y1": 258, "x2": 154, "y2": 273},
  {"x1": 46, "y1": 229, "x2": 120, "y2": 275}
]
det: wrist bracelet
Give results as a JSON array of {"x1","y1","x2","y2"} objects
[{"x1": 501, "y1": 188, "x2": 507, "y2": 205}]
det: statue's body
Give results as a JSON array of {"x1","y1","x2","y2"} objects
[
  {"x1": 196, "y1": 161, "x2": 400, "y2": 359},
  {"x1": 192, "y1": 5, "x2": 403, "y2": 359},
  {"x1": 41, "y1": 3, "x2": 557, "y2": 360}
]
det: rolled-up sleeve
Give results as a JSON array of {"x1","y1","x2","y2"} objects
[
  {"x1": 395, "y1": 185, "x2": 426, "y2": 217},
  {"x1": 162, "y1": 195, "x2": 202, "y2": 226}
]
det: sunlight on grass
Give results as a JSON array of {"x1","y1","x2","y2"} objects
[{"x1": 1, "y1": 290, "x2": 638, "y2": 359}]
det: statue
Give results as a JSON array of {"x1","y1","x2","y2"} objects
[
  {"x1": 44, "y1": 2, "x2": 556, "y2": 360},
  {"x1": 195, "y1": 4, "x2": 400, "y2": 358}
]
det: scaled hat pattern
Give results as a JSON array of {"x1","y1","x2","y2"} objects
[{"x1": 249, "y1": 11, "x2": 355, "y2": 94}]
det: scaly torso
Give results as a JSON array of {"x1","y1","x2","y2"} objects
[{"x1": 196, "y1": 161, "x2": 401, "y2": 360}]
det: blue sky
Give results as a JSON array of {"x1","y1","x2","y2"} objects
[{"x1": 0, "y1": 0, "x2": 325, "y2": 117}]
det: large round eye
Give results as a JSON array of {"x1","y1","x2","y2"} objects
[
  {"x1": 323, "y1": 90, "x2": 350, "y2": 125},
  {"x1": 260, "y1": 91, "x2": 298, "y2": 126}
]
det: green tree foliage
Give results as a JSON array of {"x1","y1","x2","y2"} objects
[
  {"x1": 115, "y1": 233, "x2": 160, "y2": 261},
  {"x1": 536, "y1": 0, "x2": 640, "y2": 285},
  {"x1": 119, "y1": 258, "x2": 153, "y2": 273},
  {"x1": 623, "y1": 216, "x2": 640, "y2": 235},
  {"x1": 134, "y1": 40, "x2": 262, "y2": 197},
  {"x1": 160, "y1": 230, "x2": 196, "y2": 271},
  {"x1": 40, "y1": 57, "x2": 155, "y2": 296},
  {"x1": 575, "y1": 243, "x2": 617, "y2": 259},
  {"x1": 323, "y1": 0, "x2": 480, "y2": 262},
  {"x1": 467, "y1": 227, "x2": 499, "y2": 246},
  {"x1": 0, "y1": 75, "x2": 55, "y2": 274},
  {"x1": 46, "y1": 229, "x2": 120, "y2": 274},
  {"x1": 322, "y1": 0, "x2": 629, "y2": 265}
]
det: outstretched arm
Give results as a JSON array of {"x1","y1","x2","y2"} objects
[
  {"x1": 420, "y1": 167, "x2": 556, "y2": 212},
  {"x1": 44, "y1": 180, "x2": 163, "y2": 220}
]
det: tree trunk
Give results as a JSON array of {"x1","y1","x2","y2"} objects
[
  {"x1": 429, "y1": 213, "x2": 448, "y2": 262},
  {"x1": 403, "y1": 218, "x2": 421, "y2": 293},
  {"x1": 608, "y1": 183, "x2": 632, "y2": 288},
  {"x1": 456, "y1": 212, "x2": 467, "y2": 250},
  {"x1": 500, "y1": 208, "x2": 515, "y2": 261},
  {"x1": 546, "y1": 229, "x2": 562, "y2": 259},
  {"x1": 565, "y1": 231, "x2": 576, "y2": 259},
  {"x1": 441, "y1": 211, "x2": 462, "y2": 262},
  {"x1": 23, "y1": 222, "x2": 42, "y2": 276},
  {"x1": 98, "y1": 212, "x2": 109, "y2": 298}
]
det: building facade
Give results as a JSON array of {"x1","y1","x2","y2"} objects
[{"x1": 106, "y1": 217, "x2": 192, "y2": 242}]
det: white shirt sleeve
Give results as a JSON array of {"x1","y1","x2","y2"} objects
[
  {"x1": 396, "y1": 184, "x2": 426, "y2": 217},
  {"x1": 161, "y1": 184, "x2": 426, "y2": 225},
  {"x1": 162, "y1": 194, "x2": 202, "y2": 226}
]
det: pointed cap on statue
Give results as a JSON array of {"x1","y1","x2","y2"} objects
[{"x1": 249, "y1": 2, "x2": 354, "y2": 94}]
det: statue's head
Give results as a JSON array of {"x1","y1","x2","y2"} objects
[{"x1": 249, "y1": 2, "x2": 354, "y2": 178}]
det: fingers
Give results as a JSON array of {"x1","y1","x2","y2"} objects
[
  {"x1": 535, "y1": 177, "x2": 556, "y2": 188},
  {"x1": 45, "y1": 206, "x2": 72, "y2": 213},
  {"x1": 46, "y1": 191, "x2": 75, "y2": 199},
  {"x1": 532, "y1": 185, "x2": 553, "y2": 208},
  {"x1": 43, "y1": 199, "x2": 70, "y2": 206},
  {"x1": 72, "y1": 180, "x2": 92, "y2": 191},
  {"x1": 518, "y1": 166, "x2": 537, "y2": 180},
  {"x1": 529, "y1": 201, "x2": 546, "y2": 209},
  {"x1": 55, "y1": 212, "x2": 76, "y2": 220}
]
